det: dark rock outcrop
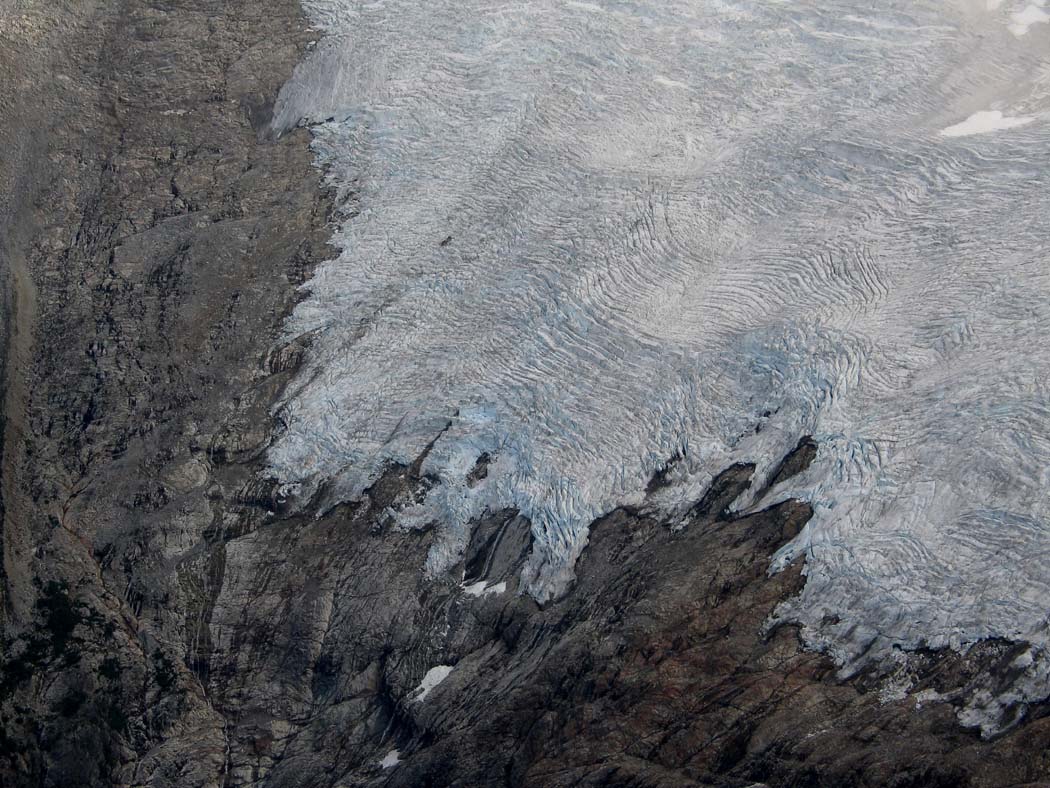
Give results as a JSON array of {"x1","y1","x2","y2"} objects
[{"x1": 2, "y1": 3, "x2": 1050, "y2": 788}]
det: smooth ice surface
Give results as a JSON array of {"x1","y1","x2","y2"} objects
[
  {"x1": 270, "y1": 0, "x2": 1050, "y2": 732},
  {"x1": 412, "y1": 665, "x2": 454, "y2": 703},
  {"x1": 1008, "y1": 1, "x2": 1050, "y2": 35},
  {"x1": 940, "y1": 109, "x2": 1034, "y2": 136}
]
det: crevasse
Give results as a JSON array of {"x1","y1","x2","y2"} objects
[{"x1": 269, "y1": 0, "x2": 1050, "y2": 733}]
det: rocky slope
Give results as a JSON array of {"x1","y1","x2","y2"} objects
[
  {"x1": 2, "y1": 2, "x2": 1050, "y2": 787},
  {"x1": 0, "y1": 1, "x2": 332, "y2": 783}
]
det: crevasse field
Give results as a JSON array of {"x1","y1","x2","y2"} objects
[{"x1": 269, "y1": 0, "x2": 1050, "y2": 732}]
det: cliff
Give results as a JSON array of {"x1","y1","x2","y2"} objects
[{"x1": 2, "y1": 2, "x2": 1050, "y2": 787}]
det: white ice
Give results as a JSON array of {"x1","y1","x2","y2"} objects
[
  {"x1": 939, "y1": 109, "x2": 1034, "y2": 137},
  {"x1": 379, "y1": 749, "x2": 401, "y2": 769},
  {"x1": 270, "y1": 0, "x2": 1050, "y2": 734}
]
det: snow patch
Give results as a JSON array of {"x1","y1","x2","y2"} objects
[
  {"x1": 939, "y1": 109, "x2": 1033, "y2": 137},
  {"x1": 463, "y1": 580, "x2": 508, "y2": 597},
  {"x1": 912, "y1": 689, "x2": 944, "y2": 710},
  {"x1": 412, "y1": 665, "x2": 454, "y2": 702},
  {"x1": 380, "y1": 749, "x2": 401, "y2": 769},
  {"x1": 1009, "y1": 2, "x2": 1049, "y2": 35}
]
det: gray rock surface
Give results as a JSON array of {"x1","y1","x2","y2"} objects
[
  {"x1": 3, "y1": 2, "x2": 1050, "y2": 787},
  {"x1": 0, "y1": 1, "x2": 331, "y2": 783}
]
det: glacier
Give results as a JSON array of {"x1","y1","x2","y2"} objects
[{"x1": 268, "y1": 0, "x2": 1050, "y2": 733}]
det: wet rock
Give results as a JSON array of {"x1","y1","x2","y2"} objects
[
  {"x1": 462, "y1": 511, "x2": 532, "y2": 586},
  {"x1": 766, "y1": 436, "x2": 818, "y2": 489}
]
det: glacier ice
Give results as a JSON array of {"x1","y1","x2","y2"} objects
[{"x1": 269, "y1": 0, "x2": 1050, "y2": 733}]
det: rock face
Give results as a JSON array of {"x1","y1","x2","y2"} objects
[
  {"x1": 0, "y1": 1, "x2": 331, "y2": 783},
  {"x1": 2, "y1": 2, "x2": 1050, "y2": 788}
]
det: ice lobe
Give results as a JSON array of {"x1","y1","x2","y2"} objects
[{"x1": 270, "y1": 0, "x2": 1050, "y2": 732}]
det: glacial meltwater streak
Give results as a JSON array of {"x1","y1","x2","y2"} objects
[{"x1": 270, "y1": 0, "x2": 1050, "y2": 732}]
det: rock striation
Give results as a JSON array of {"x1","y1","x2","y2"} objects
[{"x1": 2, "y1": 2, "x2": 1050, "y2": 788}]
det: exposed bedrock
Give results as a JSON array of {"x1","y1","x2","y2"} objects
[
  {"x1": 204, "y1": 451, "x2": 1050, "y2": 788},
  {"x1": 0, "y1": 0, "x2": 331, "y2": 783},
  {"x1": 2, "y1": 1, "x2": 1050, "y2": 787}
]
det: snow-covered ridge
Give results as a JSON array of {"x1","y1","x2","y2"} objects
[{"x1": 271, "y1": 0, "x2": 1050, "y2": 734}]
